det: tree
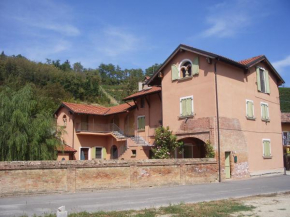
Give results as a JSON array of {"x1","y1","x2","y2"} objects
[
  {"x1": 73, "y1": 62, "x2": 84, "y2": 73},
  {"x1": 145, "y1": 63, "x2": 161, "y2": 77},
  {"x1": 0, "y1": 85, "x2": 61, "y2": 161},
  {"x1": 60, "y1": 60, "x2": 72, "y2": 71},
  {"x1": 151, "y1": 126, "x2": 183, "y2": 159}
]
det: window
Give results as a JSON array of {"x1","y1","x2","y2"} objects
[
  {"x1": 262, "y1": 139, "x2": 271, "y2": 158},
  {"x1": 137, "y1": 116, "x2": 145, "y2": 131},
  {"x1": 283, "y1": 132, "x2": 290, "y2": 146},
  {"x1": 95, "y1": 147, "x2": 102, "y2": 159},
  {"x1": 140, "y1": 98, "x2": 145, "y2": 108},
  {"x1": 246, "y1": 100, "x2": 255, "y2": 119},
  {"x1": 131, "y1": 150, "x2": 136, "y2": 157},
  {"x1": 171, "y1": 57, "x2": 199, "y2": 81},
  {"x1": 80, "y1": 147, "x2": 89, "y2": 160},
  {"x1": 62, "y1": 115, "x2": 67, "y2": 126},
  {"x1": 180, "y1": 96, "x2": 193, "y2": 117},
  {"x1": 261, "y1": 102, "x2": 270, "y2": 121},
  {"x1": 110, "y1": 145, "x2": 118, "y2": 159},
  {"x1": 256, "y1": 67, "x2": 270, "y2": 94}
]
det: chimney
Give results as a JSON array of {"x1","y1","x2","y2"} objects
[{"x1": 138, "y1": 82, "x2": 143, "y2": 91}]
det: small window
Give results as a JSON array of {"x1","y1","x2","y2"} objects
[
  {"x1": 261, "y1": 102, "x2": 270, "y2": 121},
  {"x1": 246, "y1": 100, "x2": 255, "y2": 119},
  {"x1": 95, "y1": 147, "x2": 102, "y2": 159},
  {"x1": 131, "y1": 150, "x2": 136, "y2": 157},
  {"x1": 180, "y1": 61, "x2": 192, "y2": 78},
  {"x1": 140, "y1": 98, "x2": 145, "y2": 108},
  {"x1": 180, "y1": 96, "x2": 193, "y2": 117},
  {"x1": 137, "y1": 116, "x2": 145, "y2": 131},
  {"x1": 283, "y1": 132, "x2": 290, "y2": 146},
  {"x1": 256, "y1": 67, "x2": 270, "y2": 94},
  {"x1": 262, "y1": 139, "x2": 271, "y2": 158},
  {"x1": 62, "y1": 115, "x2": 67, "y2": 126}
]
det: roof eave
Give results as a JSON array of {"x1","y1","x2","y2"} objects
[{"x1": 123, "y1": 90, "x2": 161, "y2": 101}]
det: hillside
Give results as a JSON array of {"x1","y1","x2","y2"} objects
[{"x1": 279, "y1": 87, "x2": 290, "y2": 113}]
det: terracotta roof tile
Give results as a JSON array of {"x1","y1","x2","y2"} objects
[
  {"x1": 62, "y1": 102, "x2": 134, "y2": 116},
  {"x1": 281, "y1": 113, "x2": 290, "y2": 123},
  {"x1": 123, "y1": 86, "x2": 161, "y2": 100},
  {"x1": 239, "y1": 55, "x2": 263, "y2": 65},
  {"x1": 105, "y1": 102, "x2": 135, "y2": 115},
  {"x1": 57, "y1": 144, "x2": 77, "y2": 152}
]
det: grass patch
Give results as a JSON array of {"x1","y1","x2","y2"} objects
[{"x1": 21, "y1": 199, "x2": 255, "y2": 217}]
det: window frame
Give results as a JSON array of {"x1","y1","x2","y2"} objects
[
  {"x1": 137, "y1": 115, "x2": 145, "y2": 131},
  {"x1": 283, "y1": 132, "x2": 290, "y2": 146},
  {"x1": 179, "y1": 59, "x2": 193, "y2": 78},
  {"x1": 79, "y1": 147, "x2": 90, "y2": 160},
  {"x1": 94, "y1": 146, "x2": 103, "y2": 159},
  {"x1": 179, "y1": 95, "x2": 194, "y2": 118},
  {"x1": 259, "y1": 67, "x2": 266, "y2": 93},
  {"x1": 260, "y1": 102, "x2": 270, "y2": 122},
  {"x1": 262, "y1": 139, "x2": 272, "y2": 158},
  {"x1": 246, "y1": 99, "x2": 255, "y2": 120}
]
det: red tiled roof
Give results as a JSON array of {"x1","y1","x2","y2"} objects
[
  {"x1": 123, "y1": 86, "x2": 161, "y2": 100},
  {"x1": 61, "y1": 102, "x2": 135, "y2": 116},
  {"x1": 105, "y1": 102, "x2": 135, "y2": 115},
  {"x1": 281, "y1": 113, "x2": 290, "y2": 123},
  {"x1": 239, "y1": 55, "x2": 263, "y2": 65},
  {"x1": 57, "y1": 144, "x2": 77, "y2": 152}
]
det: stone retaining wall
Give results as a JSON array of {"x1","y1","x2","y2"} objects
[{"x1": 0, "y1": 159, "x2": 218, "y2": 197}]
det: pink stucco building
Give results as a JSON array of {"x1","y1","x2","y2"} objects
[{"x1": 55, "y1": 44, "x2": 285, "y2": 180}]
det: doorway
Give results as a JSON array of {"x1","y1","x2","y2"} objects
[
  {"x1": 80, "y1": 148, "x2": 89, "y2": 160},
  {"x1": 225, "y1": 152, "x2": 231, "y2": 179}
]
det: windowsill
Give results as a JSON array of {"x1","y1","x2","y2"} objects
[
  {"x1": 137, "y1": 129, "x2": 145, "y2": 132},
  {"x1": 246, "y1": 116, "x2": 256, "y2": 121},
  {"x1": 177, "y1": 76, "x2": 193, "y2": 82},
  {"x1": 179, "y1": 114, "x2": 194, "y2": 120},
  {"x1": 263, "y1": 156, "x2": 272, "y2": 159},
  {"x1": 262, "y1": 118, "x2": 270, "y2": 122}
]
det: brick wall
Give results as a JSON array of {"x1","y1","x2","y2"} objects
[{"x1": 0, "y1": 159, "x2": 218, "y2": 197}]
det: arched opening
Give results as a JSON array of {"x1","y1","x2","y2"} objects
[
  {"x1": 179, "y1": 59, "x2": 192, "y2": 78},
  {"x1": 110, "y1": 145, "x2": 118, "y2": 159},
  {"x1": 176, "y1": 137, "x2": 206, "y2": 158}
]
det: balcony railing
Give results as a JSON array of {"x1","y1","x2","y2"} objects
[{"x1": 76, "y1": 122, "x2": 125, "y2": 135}]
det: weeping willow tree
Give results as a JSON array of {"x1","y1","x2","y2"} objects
[{"x1": 0, "y1": 85, "x2": 61, "y2": 161}]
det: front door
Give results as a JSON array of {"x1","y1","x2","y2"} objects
[
  {"x1": 80, "y1": 148, "x2": 89, "y2": 160},
  {"x1": 225, "y1": 152, "x2": 231, "y2": 179}
]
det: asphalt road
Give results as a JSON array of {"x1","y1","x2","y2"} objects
[{"x1": 1, "y1": 175, "x2": 290, "y2": 217}]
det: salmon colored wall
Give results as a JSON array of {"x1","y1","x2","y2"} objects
[
  {"x1": 216, "y1": 61, "x2": 283, "y2": 173},
  {"x1": 56, "y1": 107, "x2": 74, "y2": 148},
  {"x1": 161, "y1": 51, "x2": 216, "y2": 133},
  {"x1": 57, "y1": 153, "x2": 70, "y2": 161}
]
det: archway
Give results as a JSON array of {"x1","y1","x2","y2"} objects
[
  {"x1": 176, "y1": 137, "x2": 206, "y2": 158},
  {"x1": 110, "y1": 145, "x2": 118, "y2": 159}
]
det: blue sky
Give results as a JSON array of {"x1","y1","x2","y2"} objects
[{"x1": 0, "y1": 0, "x2": 290, "y2": 86}]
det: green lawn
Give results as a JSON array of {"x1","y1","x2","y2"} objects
[{"x1": 22, "y1": 199, "x2": 255, "y2": 217}]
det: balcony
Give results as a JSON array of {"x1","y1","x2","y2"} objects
[{"x1": 76, "y1": 123, "x2": 126, "y2": 140}]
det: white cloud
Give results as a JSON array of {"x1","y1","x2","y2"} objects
[
  {"x1": 201, "y1": 0, "x2": 264, "y2": 38},
  {"x1": 95, "y1": 27, "x2": 142, "y2": 57},
  {"x1": 273, "y1": 56, "x2": 290, "y2": 72}
]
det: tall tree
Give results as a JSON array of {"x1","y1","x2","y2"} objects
[
  {"x1": 73, "y1": 62, "x2": 84, "y2": 73},
  {"x1": 145, "y1": 63, "x2": 161, "y2": 77}
]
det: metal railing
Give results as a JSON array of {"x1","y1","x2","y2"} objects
[{"x1": 76, "y1": 123, "x2": 125, "y2": 135}]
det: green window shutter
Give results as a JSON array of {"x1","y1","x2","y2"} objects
[
  {"x1": 264, "y1": 70, "x2": 270, "y2": 94},
  {"x1": 171, "y1": 64, "x2": 179, "y2": 81},
  {"x1": 265, "y1": 105, "x2": 269, "y2": 119},
  {"x1": 186, "y1": 98, "x2": 192, "y2": 116},
  {"x1": 261, "y1": 104, "x2": 266, "y2": 120},
  {"x1": 142, "y1": 117, "x2": 145, "y2": 129},
  {"x1": 91, "y1": 147, "x2": 96, "y2": 160},
  {"x1": 102, "y1": 147, "x2": 107, "y2": 159},
  {"x1": 263, "y1": 141, "x2": 271, "y2": 157},
  {"x1": 181, "y1": 99, "x2": 186, "y2": 116},
  {"x1": 192, "y1": 57, "x2": 199, "y2": 75},
  {"x1": 247, "y1": 101, "x2": 254, "y2": 118},
  {"x1": 138, "y1": 118, "x2": 141, "y2": 130},
  {"x1": 256, "y1": 67, "x2": 261, "y2": 92}
]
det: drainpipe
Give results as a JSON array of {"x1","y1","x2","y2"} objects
[{"x1": 214, "y1": 60, "x2": 222, "y2": 183}]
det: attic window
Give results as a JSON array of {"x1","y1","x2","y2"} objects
[
  {"x1": 180, "y1": 61, "x2": 192, "y2": 78},
  {"x1": 63, "y1": 115, "x2": 67, "y2": 126}
]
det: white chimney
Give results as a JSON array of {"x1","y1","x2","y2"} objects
[{"x1": 138, "y1": 82, "x2": 143, "y2": 91}]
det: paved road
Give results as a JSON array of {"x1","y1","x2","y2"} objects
[{"x1": 1, "y1": 175, "x2": 290, "y2": 217}]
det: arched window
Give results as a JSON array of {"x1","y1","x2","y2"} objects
[
  {"x1": 62, "y1": 115, "x2": 67, "y2": 126},
  {"x1": 110, "y1": 145, "x2": 118, "y2": 159},
  {"x1": 179, "y1": 59, "x2": 193, "y2": 78}
]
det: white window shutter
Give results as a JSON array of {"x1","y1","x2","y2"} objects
[
  {"x1": 171, "y1": 64, "x2": 179, "y2": 81},
  {"x1": 264, "y1": 70, "x2": 271, "y2": 94},
  {"x1": 192, "y1": 57, "x2": 199, "y2": 75},
  {"x1": 256, "y1": 67, "x2": 261, "y2": 92}
]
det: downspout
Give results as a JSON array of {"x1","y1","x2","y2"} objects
[{"x1": 214, "y1": 60, "x2": 222, "y2": 183}]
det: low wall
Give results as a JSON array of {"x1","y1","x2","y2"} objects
[{"x1": 0, "y1": 159, "x2": 218, "y2": 197}]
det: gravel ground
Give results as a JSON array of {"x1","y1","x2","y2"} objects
[{"x1": 232, "y1": 192, "x2": 290, "y2": 217}]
